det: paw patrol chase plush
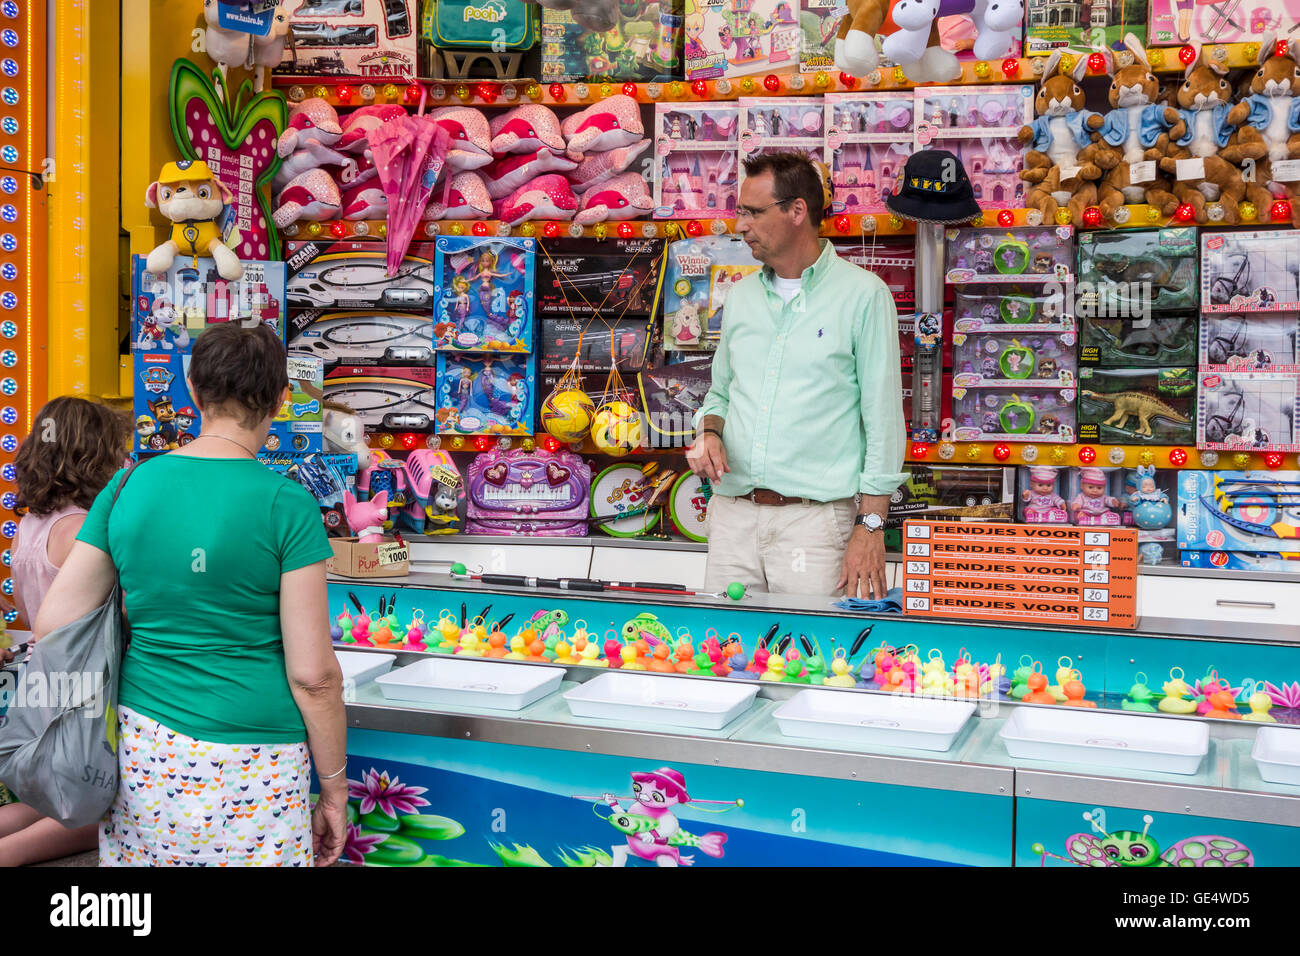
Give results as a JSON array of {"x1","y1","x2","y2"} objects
[{"x1": 144, "y1": 159, "x2": 244, "y2": 280}]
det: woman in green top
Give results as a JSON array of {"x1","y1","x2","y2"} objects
[{"x1": 34, "y1": 324, "x2": 347, "y2": 867}]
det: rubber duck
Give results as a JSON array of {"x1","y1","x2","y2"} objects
[
  {"x1": 542, "y1": 631, "x2": 563, "y2": 662},
  {"x1": 804, "y1": 654, "x2": 826, "y2": 686},
  {"x1": 371, "y1": 624, "x2": 397, "y2": 648},
  {"x1": 571, "y1": 620, "x2": 591, "y2": 648},
  {"x1": 782, "y1": 660, "x2": 811, "y2": 684},
  {"x1": 620, "y1": 644, "x2": 646, "y2": 670},
  {"x1": 330, "y1": 622, "x2": 344, "y2": 641},
  {"x1": 689, "y1": 650, "x2": 715, "y2": 677},
  {"x1": 552, "y1": 640, "x2": 578, "y2": 666},
  {"x1": 1061, "y1": 678, "x2": 1096, "y2": 708},
  {"x1": 405, "y1": 610, "x2": 426, "y2": 646},
  {"x1": 675, "y1": 641, "x2": 697, "y2": 674},
  {"x1": 1158, "y1": 669, "x2": 1197, "y2": 715},
  {"x1": 648, "y1": 643, "x2": 676, "y2": 673},
  {"x1": 484, "y1": 631, "x2": 508, "y2": 659},
  {"x1": 1195, "y1": 674, "x2": 1227, "y2": 716},
  {"x1": 729, "y1": 652, "x2": 758, "y2": 679},
  {"x1": 505, "y1": 634, "x2": 527, "y2": 660},
  {"x1": 577, "y1": 640, "x2": 606, "y2": 667},
  {"x1": 435, "y1": 612, "x2": 459, "y2": 651},
  {"x1": 856, "y1": 657, "x2": 877, "y2": 688},
  {"x1": 457, "y1": 631, "x2": 485, "y2": 657},
  {"x1": 824, "y1": 652, "x2": 856, "y2": 688},
  {"x1": 350, "y1": 615, "x2": 372, "y2": 646},
  {"x1": 526, "y1": 638, "x2": 548, "y2": 663},
  {"x1": 880, "y1": 666, "x2": 907, "y2": 693},
  {"x1": 923, "y1": 649, "x2": 947, "y2": 679},
  {"x1": 759, "y1": 654, "x2": 787, "y2": 682},
  {"x1": 1205, "y1": 689, "x2": 1241, "y2": 720},
  {"x1": 1047, "y1": 657, "x2": 1074, "y2": 702},
  {"x1": 1121, "y1": 673, "x2": 1158, "y2": 712},
  {"x1": 1242, "y1": 689, "x2": 1276, "y2": 723},
  {"x1": 605, "y1": 638, "x2": 625, "y2": 668},
  {"x1": 1010, "y1": 659, "x2": 1034, "y2": 700},
  {"x1": 1023, "y1": 672, "x2": 1056, "y2": 705},
  {"x1": 336, "y1": 608, "x2": 354, "y2": 632}
]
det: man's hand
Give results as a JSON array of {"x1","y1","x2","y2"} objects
[
  {"x1": 686, "y1": 432, "x2": 729, "y2": 483},
  {"x1": 838, "y1": 526, "x2": 887, "y2": 600}
]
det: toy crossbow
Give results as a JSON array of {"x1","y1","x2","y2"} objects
[{"x1": 1199, "y1": 475, "x2": 1300, "y2": 539}]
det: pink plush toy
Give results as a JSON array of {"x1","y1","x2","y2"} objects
[
  {"x1": 431, "y1": 107, "x2": 494, "y2": 170},
  {"x1": 337, "y1": 105, "x2": 408, "y2": 154},
  {"x1": 273, "y1": 168, "x2": 342, "y2": 227},
  {"x1": 561, "y1": 94, "x2": 645, "y2": 161},
  {"x1": 569, "y1": 139, "x2": 652, "y2": 193},
  {"x1": 492, "y1": 173, "x2": 578, "y2": 224},
  {"x1": 426, "y1": 171, "x2": 493, "y2": 220},
  {"x1": 483, "y1": 147, "x2": 578, "y2": 199},
  {"x1": 574, "y1": 171, "x2": 654, "y2": 224},
  {"x1": 343, "y1": 490, "x2": 389, "y2": 544},
  {"x1": 489, "y1": 104, "x2": 567, "y2": 156},
  {"x1": 275, "y1": 98, "x2": 348, "y2": 191},
  {"x1": 337, "y1": 151, "x2": 378, "y2": 189},
  {"x1": 341, "y1": 179, "x2": 388, "y2": 220}
]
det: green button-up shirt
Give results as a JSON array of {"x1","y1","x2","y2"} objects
[{"x1": 696, "y1": 239, "x2": 908, "y2": 500}]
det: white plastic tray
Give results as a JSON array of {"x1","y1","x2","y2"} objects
[
  {"x1": 1252, "y1": 726, "x2": 1300, "y2": 787},
  {"x1": 336, "y1": 650, "x2": 397, "y2": 702},
  {"x1": 999, "y1": 707, "x2": 1208, "y2": 775},
  {"x1": 563, "y1": 672, "x2": 759, "y2": 730},
  {"x1": 375, "y1": 658, "x2": 564, "y2": 712},
  {"x1": 772, "y1": 689, "x2": 975, "y2": 752}
]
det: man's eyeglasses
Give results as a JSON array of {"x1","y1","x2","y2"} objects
[{"x1": 735, "y1": 197, "x2": 792, "y2": 221}]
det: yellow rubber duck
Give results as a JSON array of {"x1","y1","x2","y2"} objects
[
  {"x1": 458, "y1": 631, "x2": 485, "y2": 657},
  {"x1": 922, "y1": 649, "x2": 946, "y2": 679},
  {"x1": 824, "y1": 652, "x2": 856, "y2": 687},
  {"x1": 505, "y1": 634, "x2": 528, "y2": 660},
  {"x1": 1242, "y1": 689, "x2": 1276, "y2": 723},
  {"x1": 1158, "y1": 668, "x2": 1197, "y2": 715},
  {"x1": 436, "y1": 613, "x2": 460, "y2": 652},
  {"x1": 759, "y1": 654, "x2": 787, "y2": 682},
  {"x1": 619, "y1": 644, "x2": 646, "y2": 671},
  {"x1": 553, "y1": 640, "x2": 578, "y2": 666},
  {"x1": 577, "y1": 640, "x2": 606, "y2": 667}
]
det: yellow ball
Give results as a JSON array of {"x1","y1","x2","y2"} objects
[
  {"x1": 1240, "y1": 202, "x2": 1257, "y2": 222},
  {"x1": 541, "y1": 389, "x2": 596, "y2": 443},
  {"x1": 1054, "y1": 207, "x2": 1072, "y2": 225},
  {"x1": 591, "y1": 401, "x2": 641, "y2": 455}
]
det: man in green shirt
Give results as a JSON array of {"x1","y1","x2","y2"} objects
[{"x1": 688, "y1": 151, "x2": 907, "y2": 599}]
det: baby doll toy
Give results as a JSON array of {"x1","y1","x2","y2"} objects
[
  {"x1": 144, "y1": 160, "x2": 243, "y2": 280},
  {"x1": 1127, "y1": 465, "x2": 1172, "y2": 530},
  {"x1": 1070, "y1": 468, "x2": 1123, "y2": 526},
  {"x1": 1021, "y1": 466, "x2": 1068, "y2": 524}
]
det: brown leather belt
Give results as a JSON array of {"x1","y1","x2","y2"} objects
[{"x1": 738, "y1": 488, "x2": 812, "y2": 507}]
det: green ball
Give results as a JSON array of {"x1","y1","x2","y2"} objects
[
  {"x1": 450, "y1": 562, "x2": 467, "y2": 576},
  {"x1": 726, "y1": 582, "x2": 746, "y2": 601}
]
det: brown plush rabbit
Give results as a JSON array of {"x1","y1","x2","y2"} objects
[
  {"x1": 1091, "y1": 34, "x2": 1184, "y2": 219},
  {"x1": 1157, "y1": 44, "x2": 1258, "y2": 224},
  {"x1": 1015, "y1": 50, "x2": 1104, "y2": 225},
  {"x1": 1222, "y1": 35, "x2": 1300, "y2": 227}
]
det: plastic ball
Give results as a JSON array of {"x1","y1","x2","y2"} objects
[
  {"x1": 540, "y1": 388, "x2": 596, "y2": 443},
  {"x1": 993, "y1": 443, "x2": 1011, "y2": 461},
  {"x1": 1168, "y1": 447, "x2": 1188, "y2": 467},
  {"x1": 814, "y1": 71, "x2": 829, "y2": 88},
  {"x1": 1271, "y1": 200, "x2": 1292, "y2": 222},
  {"x1": 740, "y1": 77, "x2": 755, "y2": 94},
  {"x1": 591, "y1": 401, "x2": 642, "y2": 456},
  {"x1": 1265, "y1": 452, "x2": 1285, "y2": 469},
  {"x1": 839, "y1": 72, "x2": 858, "y2": 88},
  {"x1": 1001, "y1": 58, "x2": 1019, "y2": 78},
  {"x1": 669, "y1": 81, "x2": 684, "y2": 97},
  {"x1": 622, "y1": 82, "x2": 637, "y2": 97},
  {"x1": 997, "y1": 210, "x2": 1015, "y2": 227},
  {"x1": 1178, "y1": 44, "x2": 1196, "y2": 64},
  {"x1": 1053, "y1": 207, "x2": 1072, "y2": 225},
  {"x1": 726, "y1": 582, "x2": 746, "y2": 601},
  {"x1": 549, "y1": 83, "x2": 566, "y2": 101},
  {"x1": 763, "y1": 74, "x2": 780, "y2": 92},
  {"x1": 1082, "y1": 206, "x2": 1103, "y2": 227},
  {"x1": 691, "y1": 79, "x2": 708, "y2": 97}
]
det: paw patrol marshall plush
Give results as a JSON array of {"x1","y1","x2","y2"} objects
[{"x1": 144, "y1": 159, "x2": 244, "y2": 280}]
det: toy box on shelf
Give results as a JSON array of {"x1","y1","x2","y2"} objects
[
  {"x1": 824, "y1": 93, "x2": 915, "y2": 216},
  {"x1": 435, "y1": 352, "x2": 536, "y2": 436},
  {"x1": 1147, "y1": 0, "x2": 1297, "y2": 46},
  {"x1": 888, "y1": 465, "x2": 1015, "y2": 526},
  {"x1": 799, "y1": 0, "x2": 839, "y2": 71},
  {"x1": 653, "y1": 103, "x2": 740, "y2": 220},
  {"x1": 1078, "y1": 367, "x2": 1197, "y2": 444},
  {"x1": 1202, "y1": 231, "x2": 1300, "y2": 315},
  {"x1": 1025, "y1": 0, "x2": 1149, "y2": 54},
  {"x1": 432, "y1": 236, "x2": 536, "y2": 353},
  {"x1": 133, "y1": 352, "x2": 199, "y2": 456},
  {"x1": 1179, "y1": 470, "x2": 1300, "y2": 554},
  {"x1": 1078, "y1": 228, "x2": 1199, "y2": 315},
  {"x1": 952, "y1": 325, "x2": 1077, "y2": 388},
  {"x1": 1080, "y1": 313, "x2": 1198, "y2": 368},
  {"x1": 1181, "y1": 550, "x2": 1300, "y2": 572},
  {"x1": 738, "y1": 97, "x2": 825, "y2": 187},
  {"x1": 265, "y1": 354, "x2": 325, "y2": 455},
  {"x1": 836, "y1": 240, "x2": 926, "y2": 369},
  {"x1": 466, "y1": 447, "x2": 592, "y2": 536},
  {"x1": 276, "y1": 0, "x2": 419, "y2": 79},
  {"x1": 258, "y1": 451, "x2": 359, "y2": 536},
  {"x1": 357, "y1": 447, "x2": 466, "y2": 535},
  {"x1": 662, "y1": 234, "x2": 759, "y2": 350},
  {"x1": 324, "y1": 364, "x2": 440, "y2": 433},
  {"x1": 638, "y1": 356, "x2": 713, "y2": 448},
  {"x1": 539, "y1": 321, "x2": 654, "y2": 372},
  {"x1": 915, "y1": 86, "x2": 1034, "y2": 210},
  {"x1": 288, "y1": 309, "x2": 434, "y2": 367},
  {"x1": 945, "y1": 226, "x2": 1074, "y2": 283},
  {"x1": 684, "y1": 0, "x2": 802, "y2": 81},
  {"x1": 132, "y1": 255, "x2": 285, "y2": 350},
  {"x1": 1201, "y1": 313, "x2": 1300, "y2": 370},
  {"x1": 286, "y1": 241, "x2": 435, "y2": 311},
  {"x1": 1197, "y1": 370, "x2": 1300, "y2": 452},
  {"x1": 952, "y1": 388, "x2": 1076, "y2": 442},
  {"x1": 541, "y1": 1, "x2": 682, "y2": 81}
]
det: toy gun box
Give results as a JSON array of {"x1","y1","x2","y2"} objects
[
  {"x1": 465, "y1": 447, "x2": 591, "y2": 536},
  {"x1": 535, "y1": 238, "x2": 664, "y2": 319},
  {"x1": 258, "y1": 451, "x2": 358, "y2": 536},
  {"x1": 538, "y1": 318, "x2": 653, "y2": 372},
  {"x1": 1178, "y1": 470, "x2": 1300, "y2": 554},
  {"x1": 638, "y1": 357, "x2": 713, "y2": 448},
  {"x1": 286, "y1": 240, "x2": 436, "y2": 312},
  {"x1": 276, "y1": 0, "x2": 419, "y2": 80}
]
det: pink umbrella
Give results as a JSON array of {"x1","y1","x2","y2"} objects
[{"x1": 367, "y1": 93, "x2": 450, "y2": 275}]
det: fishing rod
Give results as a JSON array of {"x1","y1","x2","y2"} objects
[
  {"x1": 571, "y1": 794, "x2": 745, "y2": 808},
  {"x1": 449, "y1": 563, "x2": 746, "y2": 600}
]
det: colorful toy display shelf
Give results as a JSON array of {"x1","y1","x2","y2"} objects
[{"x1": 907, "y1": 441, "x2": 1296, "y2": 472}]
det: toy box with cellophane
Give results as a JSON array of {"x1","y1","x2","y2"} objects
[
  {"x1": 1017, "y1": 465, "x2": 1176, "y2": 562},
  {"x1": 1181, "y1": 550, "x2": 1300, "y2": 572},
  {"x1": 258, "y1": 450, "x2": 358, "y2": 536},
  {"x1": 466, "y1": 447, "x2": 591, "y2": 536},
  {"x1": 1148, "y1": 0, "x2": 1299, "y2": 47},
  {"x1": 1178, "y1": 470, "x2": 1300, "y2": 554},
  {"x1": 132, "y1": 254, "x2": 285, "y2": 353},
  {"x1": 1080, "y1": 313, "x2": 1199, "y2": 368},
  {"x1": 953, "y1": 326, "x2": 1077, "y2": 389},
  {"x1": 357, "y1": 447, "x2": 466, "y2": 535},
  {"x1": 823, "y1": 93, "x2": 914, "y2": 216},
  {"x1": 799, "y1": 0, "x2": 839, "y2": 71},
  {"x1": 1200, "y1": 313, "x2": 1300, "y2": 370},
  {"x1": 286, "y1": 240, "x2": 435, "y2": 312},
  {"x1": 277, "y1": 0, "x2": 419, "y2": 79},
  {"x1": 945, "y1": 226, "x2": 1073, "y2": 283},
  {"x1": 288, "y1": 309, "x2": 434, "y2": 367},
  {"x1": 324, "y1": 364, "x2": 439, "y2": 433},
  {"x1": 1026, "y1": 0, "x2": 1148, "y2": 54},
  {"x1": 264, "y1": 354, "x2": 325, "y2": 455},
  {"x1": 653, "y1": 103, "x2": 740, "y2": 220},
  {"x1": 915, "y1": 86, "x2": 1034, "y2": 211},
  {"x1": 685, "y1": 0, "x2": 801, "y2": 81},
  {"x1": 889, "y1": 464, "x2": 1015, "y2": 528},
  {"x1": 1078, "y1": 228, "x2": 1199, "y2": 316},
  {"x1": 432, "y1": 235, "x2": 535, "y2": 353},
  {"x1": 1016, "y1": 463, "x2": 1070, "y2": 525},
  {"x1": 836, "y1": 240, "x2": 938, "y2": 369},
  {"x1": 951, "y1": 386, "x2": 1076, "y2": 443},
  {"x1": 435, "y1": 352, "x2": 536, "y2": 436},
  {"x1": 541, "y1": 1, "x2": 682, "y2": 81},
  {"x1": 738, "y1": 97, "x2": 825, "y2": 189},
  {"x1": 662, "y1": 235, "x2": 759, "y2": 351},
  {"x1": 1078, "y1": 367, "x2": 1197, "y2": 444},
  {"x1": 638, "y1": 356, "x2": 713, "y2": 448},
  {"x1": 1202, "y1": 231, "x2": 1300, "y2": 314},
  {"x1": 1197, "y1": 370, "x2": 1299, "y2": 452}
]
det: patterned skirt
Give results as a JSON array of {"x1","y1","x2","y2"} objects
[{"x1": 100, "y1": 705, "x2": 313, "y2": 867}]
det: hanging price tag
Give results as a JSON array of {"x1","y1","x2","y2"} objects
[
  {"x1": 1129, "y1": 160, "x2": 1156, "y2": 184},
  {"x1": 1175, "y1": 157, "x2": 1206, "y2": 181},
  {"x1": 1272, "y1": 159, "x2": 1300, "y2": 182}
]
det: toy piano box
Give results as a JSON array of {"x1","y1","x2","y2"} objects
[
  {"x1": 466, "y1": 447, "x2": 592, "y2": 536},
  {"x1": 432, "y1": 236, "x2": 535, "y2": 354},
  {"x1": 133, "y1": 353, "x2": 200, "y2": 456},
  {"x1": 1201, "y1": 231, "x2": 1300, "y2": 314},
  {"x1": 288, "y1": 309, "x2": 434, "y2": 367},
  {"x1": 1025, "y1": 0, "x2": 1148, "y2": 54},
  {"x1": 662, "y1": 235, "x2": 759, "y2": 351},
  {"x1": 265, "y1": 354, "x2": 325, "y2": 455},
  {"x1": 540, "y1": 1, "x2": 683, "y2": 82},
  {"x1": 131, "y1": 255, "x2": 285, "y2": 352},
  {"x1": 824, "y1": 93, "x2": 915, "y2": 216},
  {"x1": 435, "y1": 352, "x2": 535, "y2": 436},
  {"x1": 285, "y1": 240, "x2": 435, "y2": 311},
  {"x1": 1178, "y1": 470, "x2": 1300, "y2": 553},
  {"x1": 653, "y1": 103, "x2": 740, "y2": 220},
  {"x1": 685, "y1": 0, "x2": 802, "y2": 81},
  {"x1": 276, "y1": 0, "x2": 419, "y2": 80},
  {"x1": 324, "y1": 365, "x2": 440, "y2": 433},
  {"x1": 1148, "y1": 0, "x2": 1297, "y2": 46},
  {"x1": 1197, "y1": 370, "x2": 1299, "y2": 452},
  {"x1": 258, "y1": 451, "x2": 358, "y2": 536}
]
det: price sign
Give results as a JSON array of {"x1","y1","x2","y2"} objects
[{"x1": 900, "y1": 520, "x2": 1138, "y2": 629}]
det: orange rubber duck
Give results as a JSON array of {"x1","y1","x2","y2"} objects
[
  {"x1": 525, "y1": 638, "x2": 548, "y2": 663},
  {"x1": 674, "y1": 641, "x2": 695, "y2": 674},
  {"x1": 1205, "y1": 689, "x2": 1242, "y2": 719},
  {"x1": 1023, "y1": 671, "x2": 1057, "y2": 704},
  {"x1": 633, "y1": 638, "x2": 653, "y2": 669},
  {"x1": 1061, "y1": 678, "x2": 1097, "y2": 708},
  {"x1": 649, "y1": 643, "x2": 676, "y2": 673},
  {"x1": 484, "y1": 631, "x2": 508, "y2": 659}
]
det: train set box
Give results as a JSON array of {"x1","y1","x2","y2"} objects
[
  {"x1": 276, "y1": 0, "x2": 419, "y2": 80},
  {"x1": 286, "y1": 240, "x2": 435, "y2": 312}
]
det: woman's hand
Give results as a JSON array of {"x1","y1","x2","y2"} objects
[{"x1": 312, "y1": 782, "x2": 348, "y2": 866}]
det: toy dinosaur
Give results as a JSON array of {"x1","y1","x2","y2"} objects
[{"x1": 1080, "y1": 389, "x2": 1191, "y2": 438}]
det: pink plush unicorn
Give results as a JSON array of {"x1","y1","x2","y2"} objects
[{"x1": 343, "y1": 490, "x2": 388, "y2": 543}]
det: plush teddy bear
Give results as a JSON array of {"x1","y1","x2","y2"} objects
[
  {"x1": 1016, "y1": 51, "x2": 1105, "y2": 225},
  {"x1": 145, "y1": 159, "x2": 243, "y2": 280},
  {"x1": 1223, "y1": 35, "x2": 1300, "y2": 227}
]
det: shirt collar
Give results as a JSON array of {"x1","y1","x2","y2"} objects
[{"x1": 759, "y1": 239, "x2": 838, "y2": 295}]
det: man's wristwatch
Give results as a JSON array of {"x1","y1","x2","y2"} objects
[{"x1": 854, "y1": 513, "x2": 884, "y2": 532}]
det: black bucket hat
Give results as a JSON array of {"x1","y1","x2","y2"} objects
[{"x1": 885, "y1": 149, "x2": 981, "y2": 225}]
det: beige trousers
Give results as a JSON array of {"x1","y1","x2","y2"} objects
[{"x1": 703, "y1": 494, "x2": 857, "y2": 596}]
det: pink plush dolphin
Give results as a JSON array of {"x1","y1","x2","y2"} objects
[
  {"x1": 430, "y1": 107, "x2": 493, "y2": 170},
  {"x1": 273, "y1": 139, "x2": 350, "y2": 193},
  {"x1": 337, "y1": 104, "x2": 408, "y2": 154},
  {"x1": 273, "y1": 169, "x2": 342, "y2": 228},
  {"x1": 492, "y1": 173, "x2": 578, "y2": 225},
  {"x1": 569, "y1": 139, "x2": 651, "y2": 193},
  {"x1": 277, "y1": 98, "x2": 343, "y2": 156},
  {"x1": 425, "y1": 171, "x2": 493, "y2": 220},
  {"x1": 560, "y1": 94, "x2": 644, "y2": 161},
  {"x1": 489, "y1": 104, "x2": 566, "y2": 156},
  {"x1": 574, "y1": 172, "x2": 654, "y2": 224},
  {"x1": 340, "y1": 179, "x2": 388, "y2": 220},
  {"x1": 483, "y1": 147, "x2": 578, "y2": 199},
  {"x1": 337, "y1": 150, "x2": 379, "y2": 189}
]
